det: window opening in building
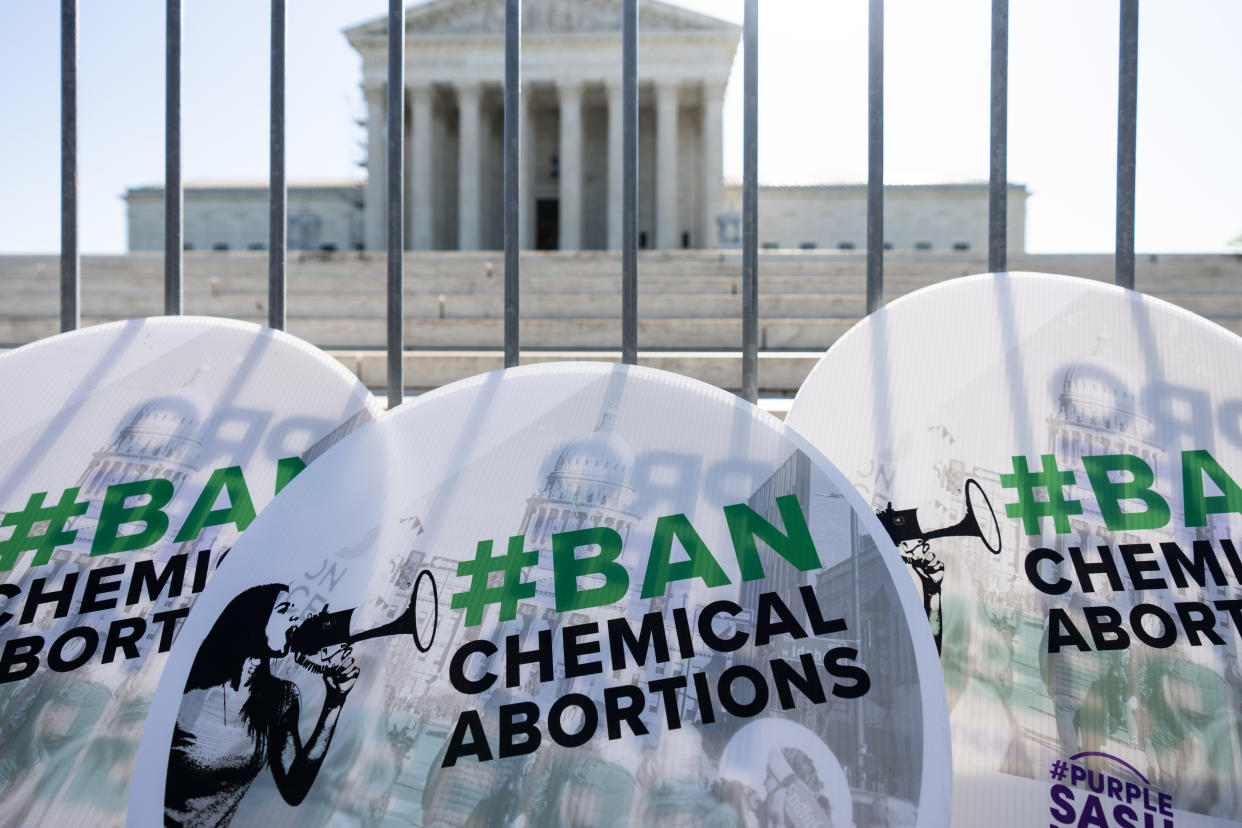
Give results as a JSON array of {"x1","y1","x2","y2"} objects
[
  {"x1": 915, "y1": 241, "x2": 932, "y2": 250},
  {"x1": 799, "y1": 242, "x2": 816, "y2": 250},
  {"x1": 535, "y1": 199, "x2": 559, "y2": 250},
  {"x1": 952, "y1": 241, "x2": 969, "y2": 251},
  {"x1": 838, "y1": 242, "x2": 855, "y2": 250}
]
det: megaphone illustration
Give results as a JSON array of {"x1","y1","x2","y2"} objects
[
  {"x1": 875, "y1": 478, "x2": 1002, "y2": 554},
  {"x1": 286, "y1": 569, "x2": 438, "y2": 656}
]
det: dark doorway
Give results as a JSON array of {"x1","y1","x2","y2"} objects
[{"x1": 536, "y1": 199, "x2": 559, "y2": 250}]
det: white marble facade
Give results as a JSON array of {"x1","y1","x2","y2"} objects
[
  {"x1": 344, "y1": 0, "x2": 739, "y2": 251},
  {"x1": 723, "y1": 182, "x2": 1028, "y2": 253},
  {"x1": 123, "y1": 0, "x2": 1030, "y2": 254},
  {"x1": 125, "y1": 182, "x2": 364, "y2": 252}
]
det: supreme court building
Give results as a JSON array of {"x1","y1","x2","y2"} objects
[
  {"x1": 346, "y1": 0, "x2": 738, "y2": 252},
  {"x1": 124, "y1": 0, "x2": 1026, "y2": 254}
]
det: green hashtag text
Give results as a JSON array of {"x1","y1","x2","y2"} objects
[
  {"x1": 451, "y1": 534, "x2": 537, "y2": 626},
  {"x1": 1001, "y1": 454, "x2": 1082, "y2": 535},
  {"x1": 0, "y1": 487, "x2": 91, "y2": 572}
]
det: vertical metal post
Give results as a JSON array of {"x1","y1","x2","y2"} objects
[
  {"x1": 60, "y1": 0, "x2": 79, "y2": 333},
  {"x1": 269, "y1": 0, "x2": 286, "y2": 330},
  {"x1": 386, "y1": 0, "x2": 405, "y2": 408},
  {"x1": 988, "y1": 0, "x2": 1008, "y2": 273},
  {"x1": 741, "y1": 0, "x2": 758, "y2": 403},
  {"x1": 1115, "y1": 0, "x2": 1138, "y2": 290},
  {"x1": 621, "y1": 0, "x2": 638, "y2": 365},
  {"x1": 165, "y1": 0, "x2": 182, "y2": 315},
  {"x1": 504, "y1": 0, "x2": 521, "y2": 367},
  {"x1": 865, "y1": 0, "x2": 883, "y2": 315}
]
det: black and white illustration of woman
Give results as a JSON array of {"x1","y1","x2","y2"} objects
[{"x1": 164, "y1": 584, "x2": 359, "y2": 827}]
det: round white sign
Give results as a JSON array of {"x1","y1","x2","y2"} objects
[
  {"x1": 787, "y1": 272, "x2": 1242, "y2": 827},
  {"x1": 0, "y1": 317, "x2": 379, "y2": 826},
  {"x1": 132, "y1": 362, "x2": 949, "y2": 827}
]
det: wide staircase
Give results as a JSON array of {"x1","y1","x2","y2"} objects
[{"x1": 3, "y1": 250, "x2": 1240, "y2": 406}]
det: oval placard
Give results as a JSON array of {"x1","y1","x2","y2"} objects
[
  {"x1": 0, "y1": 317, "x2": 379, "y2": 825},
  {"x1": 132, "y1": 362, "x2": 949, "y2": 827},
  {"x1": 788, "y1": 272, "x2": 1242, "y2": 827}
]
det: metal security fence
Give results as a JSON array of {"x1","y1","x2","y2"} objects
[{"x1": 56, "y1": 0, "x2": 1143, "y2": 408}]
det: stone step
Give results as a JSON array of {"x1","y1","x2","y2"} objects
[
  {"x1": 12, "y1": 250, "x2": 1236, "y2": 276},
  {"x1": 0, "y1": 274, "x2": 869, "y2": 297},
  {"x1": 13, "y1": 282, "x2": 1242, "y2": 321},
  {"x1": 0, "y1": 316, "x2": 857, "y2": 350},
  {"x1": 5, "y1": 253, "x2": 1241, "y2": 353},
  {"x1": 17, "y1": 268, "x2": 1242, "y2": 299},
  {"x1": 0, "y1": 291, "x2": 869, "y2": 319},
  {"x1": 329, "y1": 349, "x2": 823, "y2": 396},
  {"x1": 10, "y1": 255, "x2": 1240, "y2": 299}
]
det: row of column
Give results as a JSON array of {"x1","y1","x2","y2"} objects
[{"x1": 363, "y1": 79, "x2": 725, "y2": 251}]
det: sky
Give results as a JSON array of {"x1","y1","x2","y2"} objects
[{"x1": 1, "y1": 0, "x2": 1239, "y2": 255}]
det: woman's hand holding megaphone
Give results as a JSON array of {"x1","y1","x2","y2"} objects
[
  {"x1": 899, "y1": 541, "x2": 945, "y2": 652},
  {"x1": 320, "y1": 644, "x2": 360, "y2": 705},
  {"x1": 900, "y1": 541, "x2": 945, "y2": 594}
]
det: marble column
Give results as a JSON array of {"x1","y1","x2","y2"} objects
[
  {"x1": 606, "y1": 80, "x2": 623, "y2": 250},
  {"x1": 403, "y1": 89, "x2": 413, "y2": 249},
  {"x1": 656, "y1": 80, "x2": 680, "y2": 249},
  {"x1": 558, "y1": 80, "x2": 582, "y2": 250},
  {"x1": 519, "y1": 82, "x2": 532, "y2": 250},
  {"x1": 701, "y1": 80, "x2": 724, "y2": 249},
  {"x1": 410, "y1": 84, "x2": 433, "y2": 251},
  {"x1": 457, "y1": 82, "x2": 481, "y2": 250},
  {"x1": 364, "y1": 83, "x2": 386, "y2": 251}
]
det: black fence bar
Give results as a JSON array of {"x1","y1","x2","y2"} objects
[
  {"x1": 165, "y1": 0, "x2": 182, "y2": 315},
  {"x1": 621, "y1": 0, "x2": 638, "y2": 365},
  {"x1": 988, "y1": 0, "x2": 1008, "y2": 273},
  {"x1": 504, "y1": 0, "x2": 520, "y2": 367},
  {"x1": 268, "y1": 0, "x2": 286, "y2": 330},
  {"x1": 741, "y1": 0, "x2": 758, "y2": 403},
  {"x1": 60, "y1": 0, "x2": 79, "y2": 333},
  {"x1": 865, "y1": 0, "x2": 883, "y2": 315},
  {"x1": 1115, "y1": 0, "x2": 1138, "y2": 290},
  {"x1": 386, "y1": 0, "x2": 404, "y2": 408}
]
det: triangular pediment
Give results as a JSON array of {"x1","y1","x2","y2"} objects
[{"x1": 347, "y1": 0, "x2": 738, "y2": 41}]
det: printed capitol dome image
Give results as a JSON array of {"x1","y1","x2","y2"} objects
[
  {"x1": 786, "y1": 272, "x2": 1242, "y2": 827},
  {"x1": 131, "y1": 362, "x2": 950, "y2": 827},
  {"x1": 0, "y1": 317, "x2": 379, "y2": 826}
]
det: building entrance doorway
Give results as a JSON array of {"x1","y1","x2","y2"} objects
[{"x1": 536, "y1": 199, "x2": 559, "y2": 250}]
